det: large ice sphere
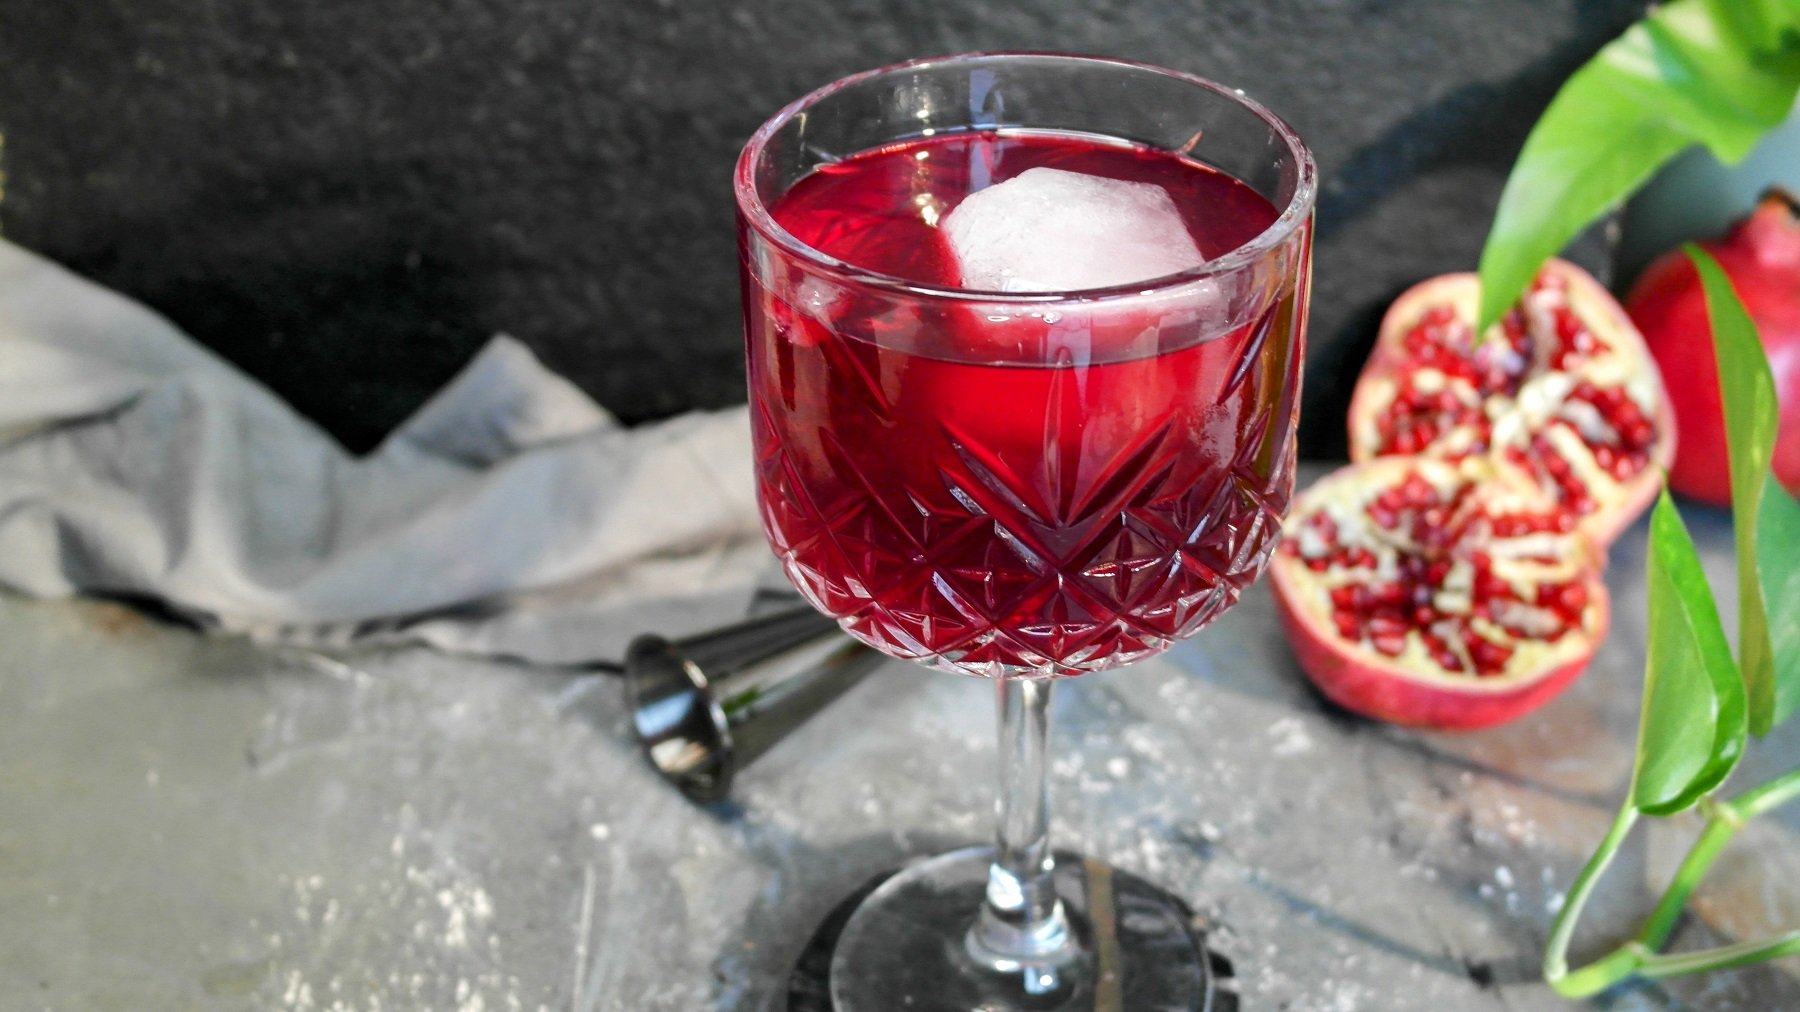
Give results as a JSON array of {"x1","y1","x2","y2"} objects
[{"x1": 942, "y1": 167, "x2": 1205, "y2": 293}]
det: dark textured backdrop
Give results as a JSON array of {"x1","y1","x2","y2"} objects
[{"x1": 0, "y1": 0, "x2": 1642, "y2": 455}]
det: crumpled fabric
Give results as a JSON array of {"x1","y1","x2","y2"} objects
[{"x1": 0, "y1": 239, "x2": 771, "y2": 664}]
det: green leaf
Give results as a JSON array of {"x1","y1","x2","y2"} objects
[
  {"x1": 1690, "y1": 246, "x2": 1795, "y2": 735},
  {"x1": 1716, "y1": 0, "x2": 1800, "y2": 55},
  {"x1": 1633, "y1": 491, "x2": 1747, "y2": 816},
  {"x1": 1757, "y1": 481, "x2": 1800, "y2": 727},
  {"x1": 1475, "y1": 0, "x2": 1800, "y2": 334}
]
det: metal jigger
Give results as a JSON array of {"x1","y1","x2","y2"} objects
[{"x1": 624, "y1": 605, "x2": 881, "y2": 802}]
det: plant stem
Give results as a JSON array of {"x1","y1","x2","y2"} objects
[
  {"x1": 1636, "y1": 933, "x2": 1800, "y2": 979},
  {"x1": 1635, "y1": 814, "x2": 1735, "y2": 951},
  {"x1": 1641, "y1": 765, "x2": 1800, "y2": 949},
  {"x1": 1545, "y1": 804, "x2": 1640, "y2": 997},
  {"x1": 1547, "y1": 766, "x2": 1800, "y2": 997},
  {"x1": 1728, "y1": 764, "x2": 1800, "y2": 819}
]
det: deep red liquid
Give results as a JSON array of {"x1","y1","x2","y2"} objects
[{"x1": 746, "y1": 131, "x2": 1305, "y2": 676}]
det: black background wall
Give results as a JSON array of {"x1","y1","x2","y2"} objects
[{"x1": 0, "y1": 1, "x2": 1643, "y2": 455}]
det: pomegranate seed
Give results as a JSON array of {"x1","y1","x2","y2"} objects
[
  {"x1": 1469, "y1": 638, "x2": 1513, "y2": 676},
  {"x1": 1551, "y1": 582, "x2": 1587, "y2": 618},
  {"x1": 1371, "y1": 630, "x2": 1408, "y2": 656},
  {"x1": 1401, "y1": 474, "x2": 1432, "y2": 504},
  {"x1": 1368, "y1": 610, "x2": 1408, "y2": 635}
]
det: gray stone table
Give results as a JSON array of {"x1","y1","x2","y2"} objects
[{"x1": 2, "y1": 468, "x2": 1797, "y2": 1011}]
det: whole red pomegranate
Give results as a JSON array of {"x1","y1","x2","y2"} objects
[
  {"x1": 1270, "y1": 457, "x2": 1608, "y2": 730},
  {"x1": 1626, "y1": 190, "x2": 1800, "y2": 506}
]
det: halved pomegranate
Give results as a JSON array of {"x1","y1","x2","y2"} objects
[
  {"x1": 1349, "y1": 259, "x2": 1675, "y2": 547},
  {"x1": 1270, "y1": 457, "x2": 1609, "y2": 730}
]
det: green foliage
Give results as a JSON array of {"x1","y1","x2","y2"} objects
[
  {"x1": 1459, "y1": 0, "x2": 1800, "y2": 992},
  {"x1": 1544, "y1": 252, "x2": 1800, "y2": 997},
  {"x1": 1690, "y1": 247, "x2": 1800, "y2": 733},
  {"x1": 1475, "y1": 0, "x2": 1800, "y2": 335},
  {"x1": 1758, "y1": 483, "x2": 1800, "y2": 725},
  {"x1": 1631, "y1": 490, "x2": 1744, "y2": 816}
]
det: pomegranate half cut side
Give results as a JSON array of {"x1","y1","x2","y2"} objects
[
  {"x1": 1349, "y1": 259, "x2": 1675, "y2": 547},
  {"x1": 1270, "y1": 457, "x2": 1610, "y2": 730}
]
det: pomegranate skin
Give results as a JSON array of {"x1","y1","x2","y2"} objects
[{"x1": 1626, "y1": 191, "x2": 1800, "y2": 507}]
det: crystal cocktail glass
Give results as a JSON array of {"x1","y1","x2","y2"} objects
[{"x1": 735, "y1": 52, "x2": 1315, "y2": 1010}]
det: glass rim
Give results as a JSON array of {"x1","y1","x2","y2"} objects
[{"x1": 733, "y1": 51, "x2": 1318, "y2": 304}]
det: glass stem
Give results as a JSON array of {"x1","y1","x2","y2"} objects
[{"x1": 969, "y1": 677, "x2": 1074, "y2": 981}]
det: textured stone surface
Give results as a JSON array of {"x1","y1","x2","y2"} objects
[
  {"x1": 2, "y1": 466, "x2": 1797, "y2": 1010},
  {"x1": 0, "y1": 0, "x2": 1639, "y2": 452}
]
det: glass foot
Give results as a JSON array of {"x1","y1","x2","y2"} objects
[{"x1": 823, "y1": 845, "x2": 1213, "y2": 1011}]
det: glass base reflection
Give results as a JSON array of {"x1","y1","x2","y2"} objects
[{"x1": 810, "y1": 845, "x2": 1215, "y2": 1011}]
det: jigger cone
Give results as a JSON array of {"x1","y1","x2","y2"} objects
[{"x1": 624, "y1": 606, "x2": 882, "y2": 801}]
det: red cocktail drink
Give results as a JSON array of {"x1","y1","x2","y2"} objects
[{"x1": 735, "y1": 55, "x2": 1315, "y2": 1010}]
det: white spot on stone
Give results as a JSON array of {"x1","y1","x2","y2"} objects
[{"x1": 1267, "y1": 717, "x2": 1313, "y2": 757}]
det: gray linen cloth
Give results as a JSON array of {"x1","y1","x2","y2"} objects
[{"x1": 0, "y1": 239, "x2": 770, "y2": 664}]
